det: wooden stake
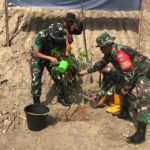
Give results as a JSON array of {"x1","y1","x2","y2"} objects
[
  {"x1": 4, "y1": 0, "x2": 10, "y2": 46},
  {"x1": 81, "y1": 0, "x2": 89, "y2": 62},
  {"x1": 81, "y1": 0, "x2": 94, "y2": 83},
  {"x1": 138, "y1": 0, "x2": 143, "y2": 50}
]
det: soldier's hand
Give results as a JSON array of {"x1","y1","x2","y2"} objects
[
  {"x1": 50, "y1": 57, "x2": 58, "y2": 64},
  {"x1": 100, "y1": 66, "x2": 111, "y2": 73},
  {"x1": 98, "y1": 98, "x2": 105, "y2": 106},
  {"x1": 79, "y1": 69, "x2": 88, "y2": 77},
  {"x1": 79, "y1": 13, "x2": 85, "y2": 22},
  {"x1": 121, "y1": 88, "x2": 128, "y2": 95}
]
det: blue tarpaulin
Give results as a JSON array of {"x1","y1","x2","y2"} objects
[{"x1": 8, "y1": 0, "x2": 141, "y2": 11}]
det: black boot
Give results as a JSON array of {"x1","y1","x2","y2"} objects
[
  {"x1": 33, "y1": 96, "x2": 40, "y2": 104},
  {"x1": 55, "y1": 79, "x2": 71, "y2": 106},
  {"x1": 115, "y1": 106, "x2": 130, "y2": 119},
  {"x1": 114, "y1": 93, "x2": 130, "y2": 119},
  {"x1": 127, "y1": 121, "x2": 147, "y2": 144},
  {"x1": 57, "y1": 94, "x2": 70, "y2": 106}
]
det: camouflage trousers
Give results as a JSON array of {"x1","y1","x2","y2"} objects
[
  {"x1": 30, "y1": 57, "x2": 64, "y2": 98},
  {"x1": 97, "y1": 69, "x2": 125, "y2": 98},
  {"x1": 136, "y1": 75, "x2": 150, "y2": 124},
  {"x1": 30, "y1": 55, "x2": 78, "y2": 98}
]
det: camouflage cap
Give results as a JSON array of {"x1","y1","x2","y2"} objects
[
  {"x1": 96, "y1": 32, "x2": 115, "y2": 47},
  {"x1": 49, "y1": 23, "x2": 66, "y2": 39}
]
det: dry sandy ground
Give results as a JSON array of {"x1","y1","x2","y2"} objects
[{"x1": 0, "y1": 0, "x2": 150, "y2": 149}]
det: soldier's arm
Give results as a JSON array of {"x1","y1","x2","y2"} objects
[
  {"x1": 106, "y1": 85, "x2": 116, "y2": 96},
  {"x1": 72, "y1": 21, "x2": 83, "y2": 35},
  {"x1": 87, "y1": 57, "x2": 109, "y2": 73},
  {"x1": 116, "y1": 47, "x2": 135, "y2": 92},
  {"x1": 32, "y1": 31, "x2": 44, "y2": 51},
  {"x1": 32, "y1": 31, "x2": 58, "y2": 63},
  {"x1": 122, "y1": 71, "x2": 136, "y2": 93},
  {"x1": 122, "y1": 46, "x2": 143, "y2": 89},
  {"x1": 32, "y1": 51, "x2": 58, "y2": 63},
  {"x1": 79, "y1": 56, "x2": 109, "y2": 76},
  {"x1": 72, "y1": 15, "x2": 85, "y2": 35}
]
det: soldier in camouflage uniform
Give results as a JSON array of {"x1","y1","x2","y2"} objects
[
  {"x1": 63, "y1": 13, "x2": 84, "y2": 35},
  {"x1": 79, "y1": 32, "x2": 150, "y2": 144},
  {"x1": 90, "y1": 66, "x2": 125, "y2": 108},
  {"x1": 30, "y1": 22, "x2": 80, "y2": 106}
]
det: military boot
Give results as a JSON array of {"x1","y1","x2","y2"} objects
[
  {"x1": 127, "y1": 121, "x2": 147, "y2": 144},
  {"x1": 57, "y1": 93, "x2": 70, "y2": 106},
  {"x1": 115, "y1": 106, "x2": 130, "y2": 119},
  {"x1": 33, "y1": 96, "x2": 40, "y2": 104}
]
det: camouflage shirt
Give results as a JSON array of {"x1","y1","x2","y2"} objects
[
  {"x1": 31, "y1": 22, "x2": 83, "y2": 55},
  {"x1": 88, "y1": 43, "x2": 150, "y2": 91},
  {"x1": 31, "y1": 28, "x2": 57, "y2": 54}
]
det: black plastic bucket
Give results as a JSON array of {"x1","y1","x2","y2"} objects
[{"x1": 24, "y1": 104, "x2": 50, "y2": 131}]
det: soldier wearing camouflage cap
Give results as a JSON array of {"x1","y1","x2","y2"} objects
[
  {"x1": 95, "y1": 32, "x2": 116, "y2": 47},
  {"x1": 79, "y1": 32, "x2": 150, "y2": 144}
]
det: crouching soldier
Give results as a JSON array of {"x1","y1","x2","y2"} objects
[
  {"x1": 90, "y1": 66, "x2": 125, "y2": 109},
  {"x1": 30, "y1": 23, "x2": 78, "y2": 106},
  {"x1": 79, "y1": 32, "x2": 150, "y2": 144}
]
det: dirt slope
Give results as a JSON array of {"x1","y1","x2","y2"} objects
[{"x1": 0, "y1": 0, "x2": 150, "y2": 149}]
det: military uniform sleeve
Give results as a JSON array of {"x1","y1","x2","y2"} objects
[
  {"x1": 32, "y1": 31, "x2": 44, "y2": 51},
  {"x1": 87, "y1": 57, "x2": 109, "y2": 73},
  {"x1": 116, "y1": 46, "x2": 136, "y2": 91},
  {"x1": 72, "y1": 21, "x2": 83, "y2": 35},
  {"x1": 105, "y1": 86, "x2": 116, "y2": 96},
  {"x1": 123, "y1": 70, "x2": 136, "y2": 91}
]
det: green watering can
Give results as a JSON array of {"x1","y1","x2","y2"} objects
[{"x1": 58, "y1": 60, "x2": 69, "y2": 73}]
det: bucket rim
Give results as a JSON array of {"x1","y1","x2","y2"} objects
[
  {"x1": 26, "y1": 111, "x2": 50, "y2": 116},
  {"x1": 24, "y1": 104, "x2": 50, "y2": 116}
]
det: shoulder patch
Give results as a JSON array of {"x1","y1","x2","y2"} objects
[{"x1": 116, "y1": 50, "x2": 132, "y2": 71}]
